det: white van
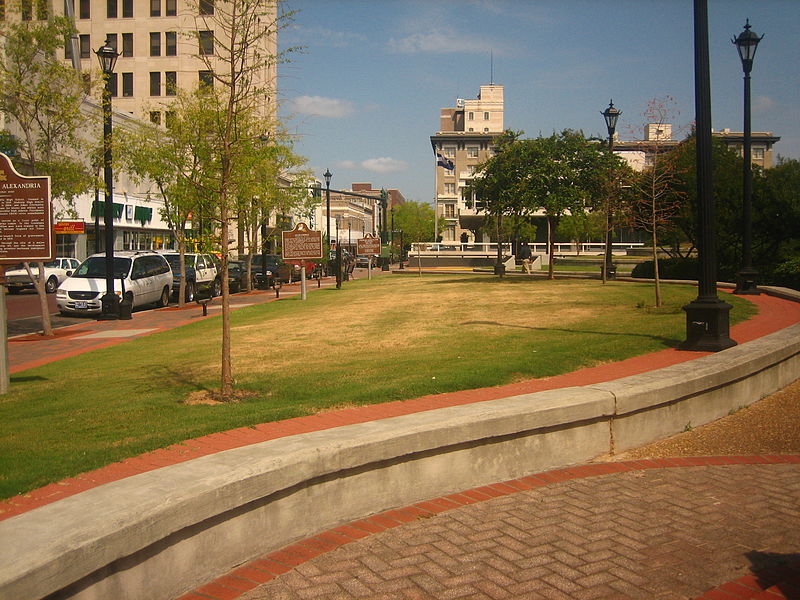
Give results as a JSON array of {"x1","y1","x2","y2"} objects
[{"x1": 56, "y1": 251, "x2": 173, "y2": 315}]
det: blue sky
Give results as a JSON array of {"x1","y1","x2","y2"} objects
[{"x1": 278, "y1": 0, "x2": 800, "y2": 204}]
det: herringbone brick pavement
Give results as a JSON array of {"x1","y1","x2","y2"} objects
[{"x1": 226, "y1": 463, "x2": 800, "y2": 600}]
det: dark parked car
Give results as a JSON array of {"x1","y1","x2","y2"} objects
[
  {"x1": 226, "y1": 260, "x2": 252, "y2": 294},
  {"x1": 159, "y1": 252, "x2": 220, "y2": 302},
  {"x1": 248, "y1": 254, "x2": 291, "y2": 288}
]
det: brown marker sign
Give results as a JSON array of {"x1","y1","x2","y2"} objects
[
  {"x1": 357, "y1": 233, "x2": 381, "y2": 255},
  {"x1": 0, "y1": 153, "x2": 53, "y2": 264},
  {"x1": 282, "y1": 222, "x2": 323, "y2": 259}
]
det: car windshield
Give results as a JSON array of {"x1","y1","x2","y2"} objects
[
  {"x1": 161, "y1": 254, "x2": 194, "y2": 270},
  {"x1": 72, "y1": 256, "x2": 131, "y2": 279}
]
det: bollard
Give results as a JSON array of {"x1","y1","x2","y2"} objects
[{"x1": 275, "y1": 281, "x2": 281, "y2": 298}]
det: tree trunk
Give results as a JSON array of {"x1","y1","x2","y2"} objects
[
  {"x1": 652, "y1": 227, "x2": 662, "y2": 308},
  {"x1": 25, "y1": 263, "x2": 53, "y2": 336}
]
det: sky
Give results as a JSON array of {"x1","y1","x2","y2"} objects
[{"x1": 277, "y1": 0, "x2": 800, "y2": 204}]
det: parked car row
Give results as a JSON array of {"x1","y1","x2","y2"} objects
[{"x1": 5, "y1": 258, "x2": 81, "y2": 294}]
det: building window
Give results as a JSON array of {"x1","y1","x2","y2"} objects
[
  {"x1": 165, "y1": 31, "x2": 176, "y2": 55},
  {"x1": 444, "y1": 183, "x2": 455, "y2": 195},
  {"x1": 198, "y1": 70, "x2": 213, "y2": 88},
  {"x1": 199, "y1": 30, "x2": 214, "y2": 55},
  {"x1": 466, "y1": 165, "x2": 476, "y2": 176},
  {"x1": 443, "y1": 145, "x2": 456, "y2": 158},
  {"x1": 165, "y1": 111, "x2": 175, "y2": 128},
  {"x1": 752, "y1": 147, "x2": 765, "y2": 159},
  {"x1": 483, "y1": 128, "x2": 489, "y2": 133},
  {"x1": 165, "y1": 0, "x2": 176, "y2": 15},
  {"x1": 107, "y1": 0, "x2": 117, "y2": 18},
  {"x1": 35, "y1": 0, "x2": 48, "y2": 19},
  {"x1": 165, "y1": 71, "x2": 176, "y2": 95},
  {"x1": 199, "y1": 0, "x2": 214, "y2": 14},
  {"x1": 468, "y1": 112, "x2": 474, "y2": 121},
  {"x1": 106, "y1": 33, "x2": 118, "y2": 52},
  {"x1": 444, "y1": 204, "x2": 455, "y2": 218},
  {"x1": 149, "y1": 32, "x2": 160, "y2": 56},
  {"x1": 78, "y1": 0, "x2": 89, "y2": 18},
  {"x1": 150, "y1": 0, "x2": 159, "y2": 16},
  {"x1": 122, "y1": 32, "x2": 133, "y2": 56},
  {"x1": 21, "y1": 0, "x2": 32, "y2": 20},
  {"x1": 467, "y1": 146, "x2": 478, "y2": 158},
  {"x1": 122, "y1": 0, "x2": 132, "y2": 18},
  {"x1": 79, "y1": 34, "x2": 91, "y2": 58},
  {"x1": 108, "y1": 72, "x2": 118, "y2": 97},
  {"x1": 484, "y1": 112, "x2": 489, "y2": 120},
  {"x1": 150, "y1": 71, "x2": 161, "y2": 96},
  {"x1": 122, "y1": 72, "x2": 133, "y2": 96},
  {"x1": 150, "y1": 111, "x2": 161, "y2": 124}
]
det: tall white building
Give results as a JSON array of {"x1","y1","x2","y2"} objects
[{"x1": 430, "y1": 84, "x2": 504, "y2": 242}]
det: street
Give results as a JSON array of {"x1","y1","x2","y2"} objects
[{"x1": 3, "y1": 290, "x2": 87, "y2": 337}]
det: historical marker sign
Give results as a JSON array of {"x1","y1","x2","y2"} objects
[
  {"x1": 0, "y1": 153, "x2": 53, "y2": 264},
  {"x1": 282, "y1": 222, "x2": 323, "y2": 260},
  {"x1": 357, "y1": 233, "x2": 381, "y2": 255}
]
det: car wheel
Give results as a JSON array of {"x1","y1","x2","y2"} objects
[
  {"x1": 212, "y1": 278, "x2": 221, "y2": 297},
  {"x1": 45, "y1": 276, "x2": 58, "y2": 294},
  {"x1": 185, "y1": 281, "x2": 195, "y2": 303},
  {"x1": 156, "y1": 286, "x2": 170, "y2": 307}
]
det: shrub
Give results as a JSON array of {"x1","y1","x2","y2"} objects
[{"x1": 631, "y1": 257, "x2": 701, "y2": 280}]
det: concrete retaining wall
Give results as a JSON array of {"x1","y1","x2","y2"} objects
[{"x1": 1, "y1": 292, "x2": 798, "y2": 600}]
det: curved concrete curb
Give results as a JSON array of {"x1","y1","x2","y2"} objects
[{"x1": 1, "y1": 291, "x2": 798, "y2": 600}]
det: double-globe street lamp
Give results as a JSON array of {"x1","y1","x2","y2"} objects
[
  {"x1": 732, "y1": 19, "x2": 763, "y2": 295},
  {"x1": 601, "y1": 100, "x2": 621, "y2": 282},
  {"x1": 96, "y1": 39, "x2": 120, "y2": 320}
]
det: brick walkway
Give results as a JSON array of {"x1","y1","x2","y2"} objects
[{"x1": 182, "y1": 457, "x2": 800, "y2": 600}]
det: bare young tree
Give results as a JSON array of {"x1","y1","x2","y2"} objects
[{"x1": 627, "y1": 98, "x2": 686, "y2": 307}]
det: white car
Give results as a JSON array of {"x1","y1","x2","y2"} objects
[
  {"x1": 56, "y1": 251, "x2": 172, "y2": 315},
  {"x1": 5, "y1": 257, "x2": 81, "y2": 294}
]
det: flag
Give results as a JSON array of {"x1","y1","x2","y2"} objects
[{"x1": 436, "y1": 153, "x2": 455, "y2": 171}]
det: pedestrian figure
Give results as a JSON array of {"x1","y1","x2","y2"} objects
[{"x1": 519, "y1": 242, "x2": 533, "y2": 274}]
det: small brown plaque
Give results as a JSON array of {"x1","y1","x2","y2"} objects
[
  {"x1": 0, "y1": 153, "x2": 53, "y2": 264},
  {"x1": 356, "y1": 234, "x2": 381, "y2": 255},
  {"x1": 282, "y1": 223, "x2": 323, "y2": 260}
]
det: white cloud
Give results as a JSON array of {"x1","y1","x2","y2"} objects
[
  {"x1": 362, "y1": 157, "x2": 408, "y2": 173},
  {"x1": 291, "y1": 96, "x2": 354, "y2": 118},
  {"x1": 388, "y1": 27, "x2": 494, "y2": 54},
  {"x1": 753, "y1": 95, "x2": 775, "y2": 113},
  {"x1": 336, "y1": 157, "x2": 408, "y2": 173}
]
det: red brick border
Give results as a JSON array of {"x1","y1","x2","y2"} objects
[{"x1": 177, "y1": 456, "x2": 800, "y2": 600}]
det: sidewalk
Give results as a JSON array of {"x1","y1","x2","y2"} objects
[{"x1": 4, "y1": 283, "x2": 800, "y2": 599}]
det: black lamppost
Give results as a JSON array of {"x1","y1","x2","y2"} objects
[
  {"x1": 96, "y1": 39, "x2": 120, "y2": 320},
  {"x1": 335, "y1": 215, "x2": 342, "y2": 289},
  {"x1": 601, "y1": 100, "x2": 621, "y2": 282},
  {"x1": 324, "y1": 169, "x2": 332, "y2": 246},
  {"x1": 380, "y1": 189, "x2": 389, "y2": 270},
  {"x1": 680, "y1": 0, "x2": 736, "y2": 351},
  {"x1": 733, "y1": 19, "x2": 763, "y2": 295},
  {"x1": 390, "y1": 205, "x2": 395, "y2": 264}
]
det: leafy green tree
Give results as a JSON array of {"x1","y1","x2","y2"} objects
[
  {"x1": 556, "y1": 211, "x2": 606, "y2": 252},
  {"x1": 180, "y1": 0, "x2": 296, "y2": 401},
  {"x1": 393, "y1": 201, "x2": 437, "y2": 249},
  {"x1": 0, "y1": 13, "x2": 95, "y2": 335}
]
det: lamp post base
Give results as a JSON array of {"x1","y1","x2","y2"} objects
[
  {"x1": 679, "y1": 298, "x2": 736, "y2": 352},
  {"x1": 733, "y1": 267, "x2": 760, "y2": 295},
  {"x1": 98, "y1": 292, "x2": 120, "y2": 321}
]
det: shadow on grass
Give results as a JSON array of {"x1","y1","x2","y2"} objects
[
  {"x1": 460, "y1": 320, "x2": 680, "y2": 348},
  {"x1": 10, "y1": 375, "x2": 48, "y2": 383}
]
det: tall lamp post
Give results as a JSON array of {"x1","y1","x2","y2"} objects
[
  {"x1": 680, "y1": 0, "x2": 736, "y2": 351},
  {"x1": 733, "y1": 19, "x2": 763, "y2": 295},
  {"x1": 380, "y1": 189, "x2": 389, "y2": 271},
  {"x1": 96, "y1": 39, "x2": 120, "y2": 320},
  {"x1": 324, "y1": 169, "x2": 332, "y2": 279},
  {"x1": 601, "y1": 100, "x2": 621, "y2": 283}
]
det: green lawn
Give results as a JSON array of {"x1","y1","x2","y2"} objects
[{"x1": 0, "y1": 276, "x2": 756, "y2": 499}]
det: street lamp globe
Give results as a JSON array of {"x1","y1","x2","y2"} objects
[
  {"x1": 733, "y1": 19, "x2": 763, "y2": 72},
  {"x1": 601, "y1": 100, "x2": 621, "y2": 139},
  {"x1": 95, "y1": 39, "x2": 119, "y2": 75},
  {"x1": 324, "y1": 169, "x2": 332, "y2": 187}
]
